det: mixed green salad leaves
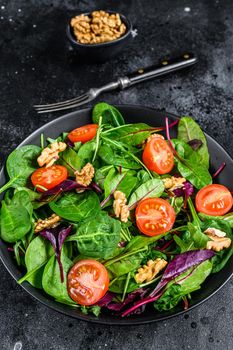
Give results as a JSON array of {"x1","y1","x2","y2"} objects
[{"x1": 0, "y1": 102, "x2": 232, "y2": 318}]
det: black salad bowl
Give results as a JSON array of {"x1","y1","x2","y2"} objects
[
  {"x1": 66, "y1": 11, "x2": 133, "y2": 63},
  {"x1": 0, "y1": 105, "x2": 233, "y2": 325}
]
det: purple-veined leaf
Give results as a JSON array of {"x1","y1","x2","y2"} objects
[
  {"x1": 187, "y1": 139, "x2": 203, "y2": 151},
  {"x1": 40, "y1": 225, "x2": 72, "y2": 282},
  {"x1": 173, "y1": 181, "x2": 194, "y2": 198},
  {"x1": 40, "y1": 180, "x2": 90, "y2": 200}
]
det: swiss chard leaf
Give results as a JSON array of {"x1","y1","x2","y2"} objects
[
  {"x1": 178, "y1": 116, "x2": 209, "y2": 168},
  {"x1": 128, "y1": 178, "x2": 164, "y2": 209},
  {"x1": 49, "y1": 191, "x2": 100, "y2": 222},
  {"x1": 103, "y1": 123, "x2": 156, "y2": 146},
  {"x1": 42, "y1": 249, "x2": 74, "y2": 304},
  {"x1": 92, "y1": 102, "x2": 125, "y2": 126},
  {"x1": 72, "y1": 212, "x2": 121, "y2": 259},
  {"x1": 173, "y1": 139, "x2": 212, "y2": 189}
]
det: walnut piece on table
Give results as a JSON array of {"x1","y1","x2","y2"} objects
[
  {"x1": 74, "y1": 163, "x2": 95, "y2": 187},
  {"x1": 135, "y1": 258, "x2": 168, "y2": 284},
  {"x1": 205, "y1": 227, "x2": 232, "y2": 252},
  {"x1": 113, "y1": 190, "x2": 129, "y2": 223},
  {"x1": 34, "y1": 214, "x2": 61, "y2": 233},
  {"x1": 37, "y1": 141, "x2": 67, "y2": 167}
]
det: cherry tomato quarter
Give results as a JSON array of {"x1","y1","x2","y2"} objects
[
  {"x1": 142, "y1": 136, "x2": 174, "y2": 174},
  {"x1": 136, "y1": 197, "x2": 176, "y2": 236},
  {"x1": 68, "y1": 124, "x2": 98, "y2": 144},
  {"x1": 31, "y1": 165, "x2": 68, "y2": 192},
  {"x1": 67, "y1": 260, "x2": 109, "y2": 306},
  {"x1": 195, "y1": 184, "x2": 233, "y2": 216}
]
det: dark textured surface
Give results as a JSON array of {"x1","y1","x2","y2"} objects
[{"x1": 0, "y1": 0, "x2": 233, "y2": 349}]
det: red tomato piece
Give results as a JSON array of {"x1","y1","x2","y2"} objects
[
  {"x1": 142, "y1": 136, "x2": 174, "y2": 174},
  {"x1": 136, "y1": 197, "x2": 176, "y2": 236},
  {"x1": 68, "y1": 124, "x2": 98, "y2": 143},
  {"x1": 195, "y1": 184, "x2": 233, "y2": 216},
  {"x1": 67, "y1": 260, "x2": 109, "y2": 306},
  {"x1": 31, "y1": 165, "x2": 68, "y2": 192}
]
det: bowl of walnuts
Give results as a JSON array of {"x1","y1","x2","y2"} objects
[{"x1": 66, "y1": 10, "x2": 133, "y2": 62}]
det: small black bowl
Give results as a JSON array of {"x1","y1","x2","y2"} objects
[{"x1": 66, "y1": 10, "x2": 133, "y2": 63}]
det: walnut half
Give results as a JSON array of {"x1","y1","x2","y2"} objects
[
  {"x1": 135, "y1": 258, "x2": 167, "y2": 284},
  {"x1": 113, "y1": 190, "x2": 129, "y2": 223},
  {"x1": 205, "y1": 227, "x2": 231, "y2": 252},
  {"x1": 74, "y1": 163, "x2": 95, "y2": 187},
  {"x1": 163, "y1": 176, "x2": 186, "y2": 192},
  {"x1": 34, "y1": 214, "x2": 61, "y2": 233},
  {"x1": 37, "y1": 142, "x2": 67, "y2": 167}
]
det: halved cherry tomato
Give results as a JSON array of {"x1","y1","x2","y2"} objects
[
  {"x1": 67, "y1": 260, "x2": 109, "y2": 306},
  {"x1": 31, "y1": 165, "x2": 68, "y2": 192},
  {"x1": 68, "y1": 124, "x2": 98, "y2": 144},
  {"x1": 136, "y1": 197, "x2": 176, "y2": 236},
  {"x1": 195, "y1": 184, "x2": 233, "y2": 216},
  {"x1": 142, "y1": 135, "x2": 174, "y2": 174}
]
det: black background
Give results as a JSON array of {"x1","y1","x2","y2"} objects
[{"x1": 0, "y1": 1, "x2": 233, "y2": 349}]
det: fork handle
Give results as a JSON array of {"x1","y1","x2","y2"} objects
[{"x1": 118, "y1": 53, "x2": 197, "y2": 89}]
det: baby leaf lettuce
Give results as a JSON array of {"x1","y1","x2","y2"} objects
[
  {"x1": 154, "y1": 260, "x2": 212, "y2": 311},
  {"x1": 49, "y1": 191, "x2": 100, "y2": 222},
  {"x1": 178, "y1": 116, "x2": 209, "y2": 168},
  {"x1": 72, "y1": 212, "x2": 121, "y2": 259}
]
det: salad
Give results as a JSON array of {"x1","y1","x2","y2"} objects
[{"x1": 0, "y1": 102, "x2": 232, "y2": 318}]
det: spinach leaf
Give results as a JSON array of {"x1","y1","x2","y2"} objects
[
  {"x1": 58, "y1": 147, "x2": 81, "y2": 174},
  {"x1": 173, "y1": 139, "x2": 212, "y2": 189},
  {"x1": 42, "y1": 249, "x2": 74, "y2": 304},
  {"x1": 0, "y1": 145, "x2": 41, "y2": 194},
  {"x1": 73, "y1": 212, "x2": 121, "y2": 259},
  {"x1": 137, "y1": 170, "x2": 151, "y2": 184},
  {"x1": 0, "y1": 200, "x2": 31, "y2": 243},
  {"x1": 178, "y1": 116, "x2": 209, "y2": 168},
  {"x1": 92, "y1": 102, "x2": 125, "y2": 126},
  {"x1": 102, "y1": 123, "x2": 155, "y2": 146},
  {"x1": 128, "y1": 178, "x2": 164, "y2": 209},
  {"x1": 77, "y1": 140, "x2": 96, "y2": 168},
  {"x1": 154, "y1": 260, "x2": 212, "y2": 311},
  {"x1": 15, "y1": 186, "x2": 42, "y2": 209},
  {"x1": 49, "y1": 191, "x2": 100, "y2": 222},
  {"x1": 11, "y1": 190, "x2": 33, "y2": 218},
  {"x1": 98, "y1": 143, "x2": 141, "y2": 170},
  {"x1": 107, "y1": 251, "x2": 145, "y2": 277},
  {"x1": 25, "y1": 236, "x2": 54, "y2": 288}
]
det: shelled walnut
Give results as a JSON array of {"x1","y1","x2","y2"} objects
[
  {"x1": 75, "y1": 163, "x2": 95, "y2": 186},
  {"x1": 205, "y1": 227, "x2": 231, "y2": 252},
  {"x1": 135, "y1": 258, "x2": 168, "y2": 284},
  {"x1": 34, "y1": 214, "x2": 61, "y2": 233},
  {"x1": 70, "y1": 10, "x2": 127, "y2": 44},
  {"x1": 37, "y1": 142, "x2": 66, "y2": 167},
  {"x1": 113, "y1": 190, "x2": 129, "y2": 223},
  {"x1": 163, "y1": 176, "x2": 186, "y2": 192}
]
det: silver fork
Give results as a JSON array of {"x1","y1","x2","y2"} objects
[{"x1": 34, "y1": 53, "x2": 197, "y2": 113}]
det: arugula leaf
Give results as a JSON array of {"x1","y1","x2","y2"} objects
[
  {"x1": 49, "y1": 191, "x2": 100, "y2": 222},
  {"x1": 178, "y1": 116, "x2": 209, "y2": 168}
]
